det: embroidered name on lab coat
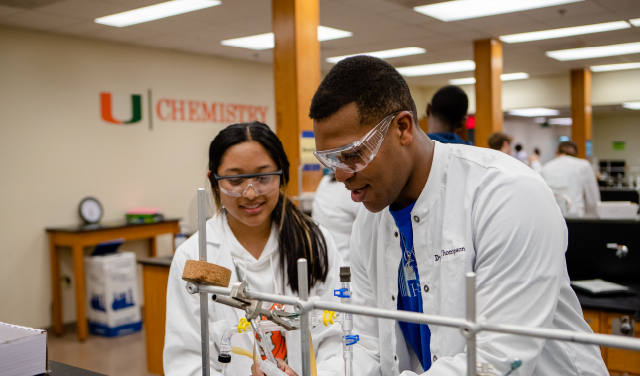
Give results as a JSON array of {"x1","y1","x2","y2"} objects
[{"x1": 434, "y1": 247, "x2": 465, "y2": 262}]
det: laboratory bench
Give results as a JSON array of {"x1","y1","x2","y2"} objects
[
  {"x1": 138, "y1": 255, "x2": 173, "y2": 375},
  {"x1": 46, "y1": 361, "x2": 107, "y2": 375}
]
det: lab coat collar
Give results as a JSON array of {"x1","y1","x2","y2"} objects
[
  {"x1": 204, "y1": 213, "x2": 225, "y2": 245},
  {"x1": 383, "y1": 141, "x2": 449, "y2": 226}
]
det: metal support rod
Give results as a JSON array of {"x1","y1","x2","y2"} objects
[
  {"x1": 298, "y1": 259, "x2": 311, "y2": 376},
  {"x1": 197, "y1": 188, "x2": 210, "y2": 376},
  {"x1": 466, "y1": 272, "x2": 477, "y2": 376}
]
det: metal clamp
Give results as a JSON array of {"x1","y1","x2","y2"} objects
[{"x1": 607, "y1": 243, "x2": 629, "y2": 259}]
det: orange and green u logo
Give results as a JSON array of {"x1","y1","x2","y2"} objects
[{"x1": 100, "y1": 92, "x2": 142, "y2": 124}]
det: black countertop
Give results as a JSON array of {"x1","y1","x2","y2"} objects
[
  {"x1": 137, "y1": 255, "x2": 173, "y2": 267},
  {"x1": 46, "y1": 218, "x2": 180, "y2": 233},
  {"x1": 46, "y1": 361, "x2": 106, "y2": 375},
  {"x1": 574, "y1": 282, "x2": 640, "y2": 317}
]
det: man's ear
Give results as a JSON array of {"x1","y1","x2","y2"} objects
[
  {"x1": 426, "y1": 103, "x2": 432, "y2": 117},
  {"x1": 207, "y1": 170, "x2": 211, "y2": 179},
  {"x1": 459, "y1": 115, "x2": 469, "y2": 130},
  {"x1": 397, "y1": 112, "x2": 415, "y2": 147}
]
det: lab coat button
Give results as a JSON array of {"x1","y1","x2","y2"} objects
[
  {"x1": 394, "y1": 231, "x2": 398, "y2": 238},
  {"x1": 413, "y1": 216, "x2": 420, "y2": 223},
  {"x1": 423, "y1": 285, "x2": 429, "y2": 293},
  {"x1": 394, "y1": 355, "x2": 398, "y2": 361},
  {"x1": 392, "y1": 295, "x2": 395, "y2": 301},
  {"x1": 433, "y1": 355, "x2": 437, "y2": 362}
]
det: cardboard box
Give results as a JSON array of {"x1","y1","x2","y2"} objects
[
  {"x1": 0, "y1": 322, "x2": 47, "y2": 376},
  {"x1": 85, "y1": 252, "x2": 142, "y2": 337}
]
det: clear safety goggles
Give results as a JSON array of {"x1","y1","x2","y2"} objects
[
  {"x1": 313, "y1": 111, "x2": 408, "y2": 173},
  {"x1": 213, "y1": 170, "x2": 282, "y2": 198}
]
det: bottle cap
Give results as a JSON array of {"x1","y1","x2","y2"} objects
[
  {"x1": 340, "y1": 266, "x2": 351, "y2": 282},
  {"x1": 218, "y1": 354, "x2": 231, "y2": 364}
]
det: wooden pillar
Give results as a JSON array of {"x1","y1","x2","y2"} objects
[
  {"x1": 571, "y1": 68, "x2": 592, "y2": 159},
  {"x1": 474, "y1": 39, "x2": 503, "y2": 148},
  {"x1": 272, "y1": 0, "x2": 320, "y2": 197}
]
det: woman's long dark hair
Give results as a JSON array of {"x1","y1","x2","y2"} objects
[{"x1": 208, "y1": 122, "x2": 328, "y2": 294}]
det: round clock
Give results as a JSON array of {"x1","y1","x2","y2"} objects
[{"x1": 79, "y1": 197, "x2": 103, "y2": 224}]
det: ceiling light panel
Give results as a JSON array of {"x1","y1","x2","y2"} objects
[
  {"x1": 326, "y1": 47, "x2": 426, "y2": 64},
  {"x1": 397, "y1": 60, "x2": 475, "y2": 77},
  {"x1": 449, "y1": 72, "x2": 529, "y2": 85},
  {"x1": 414, "y1": 0, "x2": 583, "y2": 22},
  {"x1": 548, "y1": 118, "x2": 573, "y2": 125},
  {"x1": 508, "y1": 108, "x2": 560, "y2": 117},
  {"x1": 221, "y1": 26, "x2": 352, "y2": 50},
  {"x1": 622, "y1": 102, "x2": 640, "y2": 110},
  {"x1": 590, "y1": 62, "x2": 640, "y2": 72},
  {"x1": 95, "y1": 0, "x2": 221, "y2": 27},
  {"x1": 499, "y1": 21, "x2": 630, "y2": 43},
  {"x1": 546, "y1": 42, "x2": 640, "y2": 61},
  {"x1": 631, "y1": 18, "x2": 640, "y2": 27}
]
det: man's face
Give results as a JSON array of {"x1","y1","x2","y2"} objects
[{"x1": 313, "y1": 102, "x2": 411, "y2": 213}]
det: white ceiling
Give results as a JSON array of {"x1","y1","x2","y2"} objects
[{"x1": 0, "y1": 0, "x2": 639, "y2": 86}]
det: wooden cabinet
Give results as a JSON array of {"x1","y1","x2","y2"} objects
[{"x1": 583, "y1": 309, "x2": 640, "y2": 375}]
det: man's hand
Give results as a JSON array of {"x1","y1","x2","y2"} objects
[{"x1": 250, "y1": 358, "x2": 299, "y2": 376}]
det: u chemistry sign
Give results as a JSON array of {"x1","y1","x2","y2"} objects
[{"x1": 100, "y1": 91, "x2": 269, "y2": 129}]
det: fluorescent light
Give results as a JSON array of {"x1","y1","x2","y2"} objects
[
  {"x1": 448, "y1": 72, "x2": 529, "y2": 85},
  {"x1": 221, "y1": 26, "x2": 352, "y2": 50},
  {"x1": 414, "y1": 0, "x2": 582, "y2": 22},
  {"x1": 449, "y1": 77, "x2": 477, "y2": 85},
  {"x1": 508, "y1": 108, "x2": 560, "y2": 117},
  {"x1": 622, "y1": 102, "x2": 640, "y2": 110},
  {"x1": 501, "y1": 72, "x2": 530, "y2": 81},
  {"x1": 548, "y1": 117, "x2": 573, "y2": 125},
  {"x1": 499, "y1": 21, "x2": 630, "y2": 43},
  {"x1": 317, "y1": 26, "x2": 352, "y2": 41},
  {"x1": 546, "y1": 42, "x2": 640, "y2": 61},
  {"x1": 326, "y1": 47, "x2": 426, "y2": 64},
  {"x1": 95, "y1": 0, "x2": 220, "y2": 27},
  {"x1": 631, "y1": 18, "x2": 640, "y2": 27},
  {"x1": 591, "y1": 62, "x2": 640, "y2": 72},
  {"x1": 397, "y1": 60, "x2": 475, "y2": 77}
]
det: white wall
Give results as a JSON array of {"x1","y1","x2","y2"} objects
[
  {"x1": 0, "y1": 26, "x2": 274, "y2": 329},
  {"x1": 503, "y1": 119, "x2": 570, "y2": 164}
]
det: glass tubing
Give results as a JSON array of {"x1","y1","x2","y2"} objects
[{"x1": 189, "y1": 188, "x2": 640, "y2": 376}]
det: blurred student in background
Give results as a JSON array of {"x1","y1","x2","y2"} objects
[
  {"x1": 488, "y1": 132, "x2": 512, "y2": 155},
  {"x1": 529, "y1": 147, "x2": 543, "y2": 174},
  {"x1": 425, "y1": 86, "x2": 472, "y2": 145},
  {"x1": 312, "y1": 173, "x2": 361, "y2": 266},
  {"x1": 541, "y1": 141, "x2": 600, "y2": 218},
  {"x1": 514, "y1": 144, "x2": 528, "y2": 164}
]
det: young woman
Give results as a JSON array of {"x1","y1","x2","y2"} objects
[{"x1": 164, "y1": 122, "x2": 344, "y2": 376}]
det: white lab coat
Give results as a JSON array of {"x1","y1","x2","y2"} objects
[
  {"x1": 320, "y1": 142, "x2": 607, "y2": 376},
  {"x1": 541, "y1": 155, "x2": 600, "y2": 218},
  {"x1": 164, "y1": 213, "x2": 344, "y2": 376},
  {"x1": 312, "y1": 174, "x2": 362, "y2": 266}
]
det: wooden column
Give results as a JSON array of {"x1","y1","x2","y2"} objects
[
  {"x1": 272, "y1": 0, "x2": 320, "y2": 197},
  {"x1": 571, "y1": 68, "x2": 592, "y2": 159},
  {"x1": 474, "y1": 39, "x2": 503, "y2": 148}
]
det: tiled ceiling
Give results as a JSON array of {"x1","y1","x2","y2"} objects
[{"x1": 0, "y1": 0, "x2": 639, "y2": 86}]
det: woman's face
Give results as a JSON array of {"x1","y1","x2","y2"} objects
[{"x1": 214, "y1": 141, "x2": 281, "y2": 228}]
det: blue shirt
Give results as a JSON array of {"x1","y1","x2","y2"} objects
[
  {"x1": 428, "y1": 132, "x2": 472, "y2": 145},
  {"x1": 389, "y1": 202, "x2": 432, "y2": 371}
]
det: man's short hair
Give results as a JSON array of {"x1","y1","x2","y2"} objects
[
  {"x1": 430, "y1": 85, "x2": 468, "y2": 131},
  {"x1": 309, "y1": 56, "x2": 417, "y2": 125},
  {"x1": 514, "y1": 144, "x2": 523, "y2": 152},
  {"x1": 557, "y1": 141, "x2": 578, "y2": 157},
  {"x1": 488, "y1": 132, "x2": 512, "y2": 150}
]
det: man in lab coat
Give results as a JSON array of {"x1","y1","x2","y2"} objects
[
  {"x1": 310, "y1": 56, "x2": 606, "y2": 376},
  {"x1": 541, "y1": 141, "x2": 600, "y2": 218}
]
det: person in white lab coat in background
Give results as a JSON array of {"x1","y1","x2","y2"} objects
[
  {"x1": 312, "y1": 173, "x2": 361, "y2": 266},
  {"x1": 308, "y1": 56, "x2": 606, "y2": 376},
  {"x1": 163, "y1": 122, "x2": 343, "y2": 376},
  {"x1": 541, "y1": 141, "x2": 600, "y2": 218}
]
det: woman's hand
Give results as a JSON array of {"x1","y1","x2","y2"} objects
[{"x1": 250, "y1": 358, "x2": 299, "y2": 376}]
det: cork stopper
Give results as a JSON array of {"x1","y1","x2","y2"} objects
[
  {"x1": 340, "y1": 266, "x2": 351, "y2": 282},
  {"x1": 182, "y1": 260, "x2": 232, "y2": 287}
]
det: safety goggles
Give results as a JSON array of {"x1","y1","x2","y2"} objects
[
  {"x1": 213, "y1": 170, "x2": 282, "y2": 197},
  {"x1": 313, "y1": 111, "x2": 407, "y2": 173}
]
